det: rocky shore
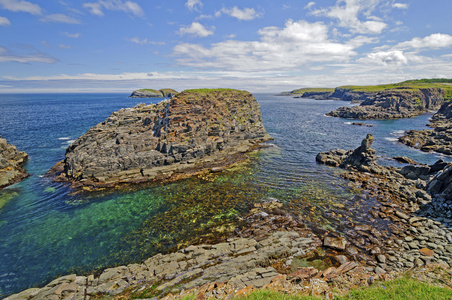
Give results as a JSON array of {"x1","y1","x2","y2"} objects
[
  {"x1": 9, "y1": 135, "x2": 452, "y2": 299},
  {"x1": 49, "y1": 89, "x2": 271, "y2": 190},
  {"x1": 399, "y1": 101, "x2": 452, "y2": 155},
  {"x1": 130, "y1": 89, "x2": 178, "y2": 98},
  {"x1": 327, "y1": 88, "x2": 445, "y2": 119},
  {"x1": 0, "y1": 137, "x2": 28, "y2": 189}
]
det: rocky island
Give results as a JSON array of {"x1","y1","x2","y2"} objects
[
  {"x1": 51, "y1": 89, "x2": 271, "y2": 190},
  {"x1": 0, "y1": 137, "x2": 28, "y2": 189},
  {"x1": 130, "y1": 88, "x2": 178, "y2": 98}
]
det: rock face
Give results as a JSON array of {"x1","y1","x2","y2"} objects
[
  {"x1": 130, "y1": 88, "x2": 178, "y2": 98},
  {"x1": 316, "y1": 134, "x2": 379, "y2": 173},
  {"x1": 399, "y1": 101, "x2": 452, "y2": 155},
  {"x1": 327, "y1": 88, "x2": 445, "y2": 119},
  {"x1": 53, "y1": 89, "x2": 271, "y2": 188},
  {"x1": 0, "y1": 137, "x2": 28, "y2": 189}
]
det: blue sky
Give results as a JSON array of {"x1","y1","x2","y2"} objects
[{"x1": 1, "y1": 0, "x2": 452, "y2": 93}]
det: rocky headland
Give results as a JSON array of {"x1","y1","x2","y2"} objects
[
  {"x1": 50, "y1": 89, "x2": 271, "y2": 190},
  {"x1": 399, "y1": 101, "x2": 452, "y2": 155},
  {"x1": 326, "y1": 88, "x2": 446, "y2": 119},
  {"x1": 130, "y1": 89, "x2": 178, "y2": 98},
  {"x1": 0, "y1": 137, "x2": 28, "y2": 189}
]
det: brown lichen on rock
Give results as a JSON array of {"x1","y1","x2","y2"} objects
[
  {"x1": 52, "y1": 89, "x2": 271, "y2": 189},
  {"x1": 0, "y1": 137, "x2": 28, "y2": 189}
]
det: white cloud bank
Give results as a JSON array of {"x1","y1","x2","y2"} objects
[
  {"x1": 185, "y1": 0, "x2": 202, "y2": 11},
  {"x1": 0, "y1": 46, "x2": 58, "y2": 63},
  {"x1": 40, "y1": 14, "x2": 81, "y2": 24}
]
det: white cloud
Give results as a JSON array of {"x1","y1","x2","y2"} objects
[
  {"x1": 173, "y1": 19, "x2": 360, "y2": 72},
  {"x1": 305, "y1": 2, "x2": 315, "y2": 9},
  {"x1": 185, "y1": 0, "x2": 202, "y2": 11},
  {"x1": 360, "y1": 50, "x2": 408, "y2": 66},
  {"x1": 395, "y1": 33, "x2": 452, "y2": 50},
  {"x1": 127, "y1": 37, "x2": 165, "y2": 45},
  {"x1": 0, "y1": 46, "x2": 58, "y2": 63},
  {"x1": 0, "y1": 0, "x2": 42, "y2": 15},
  {"x1": 392, "y1": 3, "x2": 408, "y2": 9},
  {"x1": 59, "y1": 44, "x2": 71, "y2": 49},
  {"x1": 40, "y1": 14, "x2": 81, "y2": 24},
  {"x1": 178, "y1": 22, "x2": 214, "y2": 38},
  {"x1": 0, "y1": 16, "x2": 10, "y2": 26},
  {"x1": 216, "y1": 7, "x2": 262, "y2": 21},
  {"x1": 63, "y1": 32, "x2": 81, "y2": 38},
  {"x1": 312, "y1": 0, "x2": 387, "y2": 34},
  {"x1": 83, "y1": 0, "x2": 144, "y2": 17}
]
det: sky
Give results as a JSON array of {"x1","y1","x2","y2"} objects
[{"x1": 1, "y1": 0, "x2": 452, "y2": 93}]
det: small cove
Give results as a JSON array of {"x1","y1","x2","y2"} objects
[{"x1": 0, "y1": 93, "x2": 449, "y2": 297}]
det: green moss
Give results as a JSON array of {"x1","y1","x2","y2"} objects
[
  {"x1": 183, "y1": 88, "x2": 249, "y2": 95},
  {"x1": 137, "y1": 89, "x2": 160, "y2": 94}
]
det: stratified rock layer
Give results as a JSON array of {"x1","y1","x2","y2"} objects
[
  {"x1": 399, "y1": 101, "x2": 452, "y2": 155},
  {"x1": 327, "y1": 88, "x2": 445, "y2": 119},
  {"x1": 0, "y1": 137, "x2": 28, "y2": 189},
  {"x1": 54, "y1": 89, "x2": 271, "y2": 188}
]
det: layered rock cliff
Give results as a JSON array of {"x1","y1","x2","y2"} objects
[
  {"x1": 52, "y1": 89, "x2": 271, "y2": 189},
  {"x1": 0, "y1": 137, "x2": 28, "y2": 189},
  {"x1": 130, "y1": 88, "x2": 178, "y2": 98},
  {"x1": 399, "y1": 101, "x2": 452, "y2": 155},
  {"x1": 327, "y1": 88, "x2": 446, "y2": 119}
]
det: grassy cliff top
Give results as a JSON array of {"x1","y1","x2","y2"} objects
[
  {"x1": 183, "y1": 88, "x2": 250, "y2": 95},
  {"x1": 289, "y1": 87, "x2": 335, "y2": 95},
  {"x1": 338, "y1": 78, "x2": 452, "y2": 92}
]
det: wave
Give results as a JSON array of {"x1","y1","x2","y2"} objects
[
  {"x1": 385, "y1": 137, "x2": 398, "y2": 142},
  {"x1": 58, "y1": 137, "x2": 71, "y2": 140}
]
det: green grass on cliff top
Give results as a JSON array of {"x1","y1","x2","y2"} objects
[
  {"x1": 289, "y1": 87, "x2": 335, "y2": 95},
  {"x1": 183, "y1": 88, "x2": 249, "y2": 95},
  {"x1": 136, "y1": 88, "x2": 160, "y2": 93}
]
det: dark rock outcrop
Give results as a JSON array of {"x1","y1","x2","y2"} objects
[
  {"x1": 0, "y1": 137, "x2": 28, "y2": 189},
  {"x1": 316, "y1": 134, "x2": 379, "y2": 173},
  {"x1": 327, "y1": 88, "x2": 446, "y2": 120},
  {"x1": 130, "y1": 88, "x2": 178, "y2": 98},
  {"x1": 399, "y1": 101, "x2": 452, "y2": 155},
  {"x1": 51, "y1": 89, "x2": 271, "y2": 189}
]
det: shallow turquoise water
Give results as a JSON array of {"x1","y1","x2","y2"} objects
[{"x1": 0, "y1": 93, "x2": 448, "y2": 297}]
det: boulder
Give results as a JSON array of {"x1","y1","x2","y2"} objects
[{"x1": 0, "y1": 136, "x2": 28, "y2": 190}]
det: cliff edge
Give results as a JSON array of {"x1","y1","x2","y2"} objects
[
  {"x1": 0, "y1": 137, "x2": 28, "y2": 189},
  {"x1": 51, "y1": 89, "x2": 271, "y2": 189}
]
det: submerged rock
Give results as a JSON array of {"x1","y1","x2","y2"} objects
[
  {"x1": 51, "y1": 89, "x2": 271, "y2": 189},
  {"x1": 0, "y1": 137, "x2": 28, "y2": 189}
]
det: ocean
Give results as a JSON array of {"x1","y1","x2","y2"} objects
[{"x1": 0, "y1": 93, "x2": 448, "y2": 297}]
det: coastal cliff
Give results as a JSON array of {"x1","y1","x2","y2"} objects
[
  {"x1": 327, "y1": 88, "x2": 446, "y2": 119},
  {"x1": 52, "y1": 89, "x2": 271, "y2": 189},
  {"x1": 0, "y1": 137, "x2": 28, "y2": 189},
  {"x1": 399, "y1": 101, "x2": 452, "y2": 155},
  {"x1": 130, "y1": 88, "x2": 178, "y2": 98}
]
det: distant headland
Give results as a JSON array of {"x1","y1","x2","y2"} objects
[{"x1": 130, "y1": 88, "x2": 178, "y2": 98}]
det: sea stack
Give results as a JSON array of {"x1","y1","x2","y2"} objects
[
  {"x1": 52, "y1": 89, "x2": 271, "y2": 189},
  {"x1": 0, "y1": 137, "x2": 28, "y2": 189}
]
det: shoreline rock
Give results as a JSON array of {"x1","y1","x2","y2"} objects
[
  {"x1": 49, "y1": 89, "x2": 272, "y2": 190},
  {"x1": 130, "y1": 88, "x2": 178, "y2": 98},
  {"x1": 399, "y1": 101, "x2": 452, "y2": 155},
  {"x1": 327, "y1": 88, "x2": 445, "y2": 119},
  {"x1": 0, "y1": 136, "x2": 28, "y2": 190}
]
